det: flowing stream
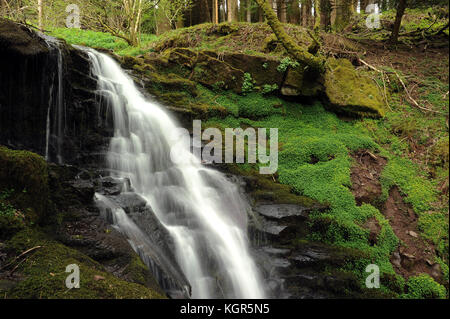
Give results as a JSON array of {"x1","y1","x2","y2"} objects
[{"x1": 83, "y1": 48, "x2": 266, "y2": 299}]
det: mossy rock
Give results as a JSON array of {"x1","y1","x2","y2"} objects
[
  {"x1": 0, "y1": 18, "x2": 49, "y2": 56},
  {"x1": 2, "y1": 228, "x2": 165, "y2": 299},
  {"x1": 0, "y1": 146, "x2": 48, "y2": 224},
  {"x1": 221, "y1": 53, "x2": 283, "y2": 88},
  {"x1": 193, "y1": 51, "x2": 244, "y2": 93},
  {"x1": 281, "y1": 65, "x2": 323, "y2": 97},
  {"x1": 324, "y1": 58, "x2": 386, "y2": 118}
]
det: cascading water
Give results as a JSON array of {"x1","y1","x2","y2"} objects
[
  {"x1": 42, "y1": 35, "x2": 65, "y2": 164},
  {"x1": 83, "y1": 48, "x2": 266, "y2": 299}
]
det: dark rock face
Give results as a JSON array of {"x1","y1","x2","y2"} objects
[{"x1": 0, "y1": 19, "x2": 111, "y2": 167}]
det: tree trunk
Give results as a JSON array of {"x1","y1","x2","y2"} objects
[
  {"x1": 227, "y1": 0, "x2": 238, "y2": 22},
  {"x1": 320, "y1": 0, "x2": 331, "y2": 29},
  {"x1": 203, "y1": 0, "x2": 212, "y2": 23},
  {"x1": 301, "y1": 0, "x2": 312, "y2": 28},
  {"x1": 314, "y1": 0, "x2": 320, "y2": 32},
  {"x1": 246, "y1": 0, "x2": 252, "y2": 22},
  {"x1": 360, "y1": 0, "x2": 369, "y2": 12},
  {"x1": 254, "y1": 0, "x2": 326, "y2": 73},
  {"x1": 277, "y1": 0, "x2": 287, "y2": 23},
  {"x1": 331, "y1": 0, "x2": 353, "y2": 31},
  {"x1": 289, "y1": 0, "x2": 301, "y2": 24},
  {"x1": 213, "y1": 0, "x2": 219, "y2": 24},
  {"x1": 390, "y1": 0, "x2": 407, "y2": 43},
  {"x1": 37, "y1": 0, "x2": 43, "y2": 31}
]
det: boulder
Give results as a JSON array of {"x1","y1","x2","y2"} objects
[
  {"x1": 324, "y1": 58, "x2": 386, "y2": 117},
  {"x1": 193, "y1": 51, "x2": 244, "y2": 93}
]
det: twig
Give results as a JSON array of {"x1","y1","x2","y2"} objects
[
  {"x1": 358, "y1": 58, "x2": 381, "y2": 73},
  {"x1": 359, "y1": 58, "x2": 391, "y2": 111},
  {"x1": 0, "y1": 246, "x2": 43, "y2": 271},
  {"x1": 392, "y1": 69, "x2": 445, "y2": 114}
]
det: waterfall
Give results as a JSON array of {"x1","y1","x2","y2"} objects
[
  {"x1": 42, "y1": 35, "x2": 65, "y2": 164},
  {"x1": 83, "y1": 48, "x2": 266, "y2": 299}
]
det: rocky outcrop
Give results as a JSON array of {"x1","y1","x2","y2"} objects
[
  {"x1": 324, "y1": 58, "x2": 386, "y2": 117},
  {"x1": 126, "y1": 46, "x2": 386, "y2": 117},
  {"x1": 0, "y1": 146, "x2": 166, "y2": 298},
  {"x1": 0, "y1": 19, "x2": 112, "y2": 167}
]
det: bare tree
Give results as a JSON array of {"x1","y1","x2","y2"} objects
[
  {"x1": 160, "y1": 0, "x2": 193, "y2": 29},
  {"x1": 80, "y1": 0, "x2": 160, "y2": 46}
]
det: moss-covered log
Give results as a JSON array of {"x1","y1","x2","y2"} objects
[{"x1": 254, "y1": 0, "x2": 326, "y2": 73}]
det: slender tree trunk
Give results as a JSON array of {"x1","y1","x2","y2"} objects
[
  {"x1": 360, "y1": 0, "x2": 369, "y2": 12},
  {"x1": 277, "y1": 0, "x2": 287, "y2": 23},
  {"x1": 320, "y1": 0, "x2": 331, "y2": 29},
  {"x1": 254, "y1": 0, "x2": 326, "y2": 73},
  {"x1": 213, "y1": 0, "x2": 219, "y2": 23},
  {"x1": 289, "y1": 0, "x2": 301, "y2": 24},
  {"x1": 331, "y1": 0, "x2": 353, "y2": 31},
  {"x1": 246, "y1": 0, "x2": 252, "y2": 22},
  {"x1": 203, "y1": 0, "x2": 212, "y2": 22},
  {"x1": 227, "y1": 0, "x2": 238, "y2": 22},
  {"x1": 38, "y1": 0, "x2": 43, "y2": 31},
  {"x1": 314, "y1": 0, "x2": 320, "y2": 32},
  {"x1": 301, "y1": 0, "x2": 311, "y2": 27},
  {"x1": 390, "y1": 0, "x2": 407, "y2": 43}
]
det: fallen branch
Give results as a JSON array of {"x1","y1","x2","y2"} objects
[
  {"x1": 392, "y1": 69, "x2": 445, "y2": 114},
  {"x1": 0, "y1": 246, "x2": 43, "y2": 271}
]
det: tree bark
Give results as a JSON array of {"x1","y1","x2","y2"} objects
[
  {"x1": 254, "y1": 0, "x2": 326, "y2": 73},
  {"x1": 38, "y1": 0, "x2": 43, "y2": 31},
  {"x1": 277, "y1": 0, "x2": 287, "y2": 23},
  {"x1": 314, "y1": 0, "x2": 320, "y2": 32},
  {"x1": 213, "y1": 0, "x2": 219, "y2": 24},
  {"x1": 360, "y1": 0, "x2": 369, "y2": 13},
  {"x1": 331, "y1": 0, "x2": 353, "y2": 31},
  {"x1": 390, "y1": 0, "x2": 407, "y2": 43},
  {"x1": 246, "y1": 0, "x2": 252, "y2": 22},
  {"x1": 289, "y1": 0, "x2": 301, "y2": 24},
  {"x1": 227, "y1": 0, "x2": 238, "y2": 22}
]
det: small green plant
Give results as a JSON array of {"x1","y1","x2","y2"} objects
[
  {"x1": 277, "y1": 57, "x2": 300, "y2": 73},
  {"x1": 402, "y1": 274, "x2": 447, "y2": 299},
  {"x1": 262, "y1": 62, "x2": 269, "y2": 69},
  {"x1": 262, "y1": 84, "x2": 278, "y2": 95},
  {"x1": 242, "y1": 73, "x2": 255, "y2": 95},
  {"x1": 0, "y1": 189, "x2": 16, "y2": 217}
]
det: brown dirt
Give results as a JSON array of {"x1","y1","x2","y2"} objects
[
  {"x1": 350, "y1": 150, "x2": 387, "y2": 207},
  {"x1": 350, "y1": 150, "x2": 442, "y2": 282},
  {"x1": 383, "y1": 187, "x2": 442, "y2": 282}
]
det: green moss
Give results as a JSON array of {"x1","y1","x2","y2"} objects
[
  {"x1": 381, "y1": 157, "x2": 437, "y2": 213},
  {"x1": 324, "y1": 58, "x2": 386, "y2": 118},
  {"x1": 0, "y1": 190, "x2": 26, "y2": 239},
  {"x1": 402, "y1": 274, "x2": 447, "y2": 299},
  {"x1": 49, "y1": 28, "x2": 158, "y2": 56},
  {"x1": 0, "y1": 146, "x2": 48, "y2": 223},
  {"x1": 3, "y1": 228, "x2": 165, "y2": 299}
]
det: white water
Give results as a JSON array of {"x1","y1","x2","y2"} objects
[
  {"x1": 42, "y1": 35, "x2": 65, "y2": 163},
  {"x1": 84, "y1": 48, "x2": 266, "y2": 299}
]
